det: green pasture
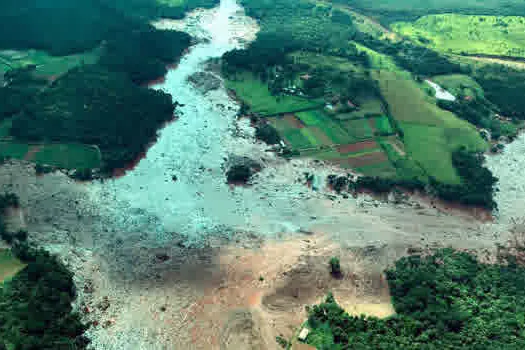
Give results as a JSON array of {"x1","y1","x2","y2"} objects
[
  {"x1": 393, "y1": 14, "x2": 525, "y2": 58},
  {"x1": 0, "y1": 48, "x2": 100, "y2": 76},
  {"x1": 225, "y1": 72, "x2": 323, "y2": 116}
]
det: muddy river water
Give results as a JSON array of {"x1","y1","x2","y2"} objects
[{"x1": 86, "y1": 0, "x2": 516, "y2": 250}]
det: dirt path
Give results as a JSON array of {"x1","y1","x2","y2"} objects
[{"x1": 454, "y1": 54, "x2": 525, "y2": 70}]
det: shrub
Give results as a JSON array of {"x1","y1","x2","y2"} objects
[{"x1": 329, "y1": 257, "x2": 341, "y2": 276}]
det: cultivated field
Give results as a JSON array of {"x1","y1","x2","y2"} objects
[
  {"x1": 0, "y1": 119, "x2": 101, "y2": 169},
  {"x1": 377, "y1": 72, "x2": 487, "y2": 183},
  {"x1": 225, "y1": 73, "x2": 323, "y2": 116},
  {"x1": 268, "y1": 109, "x2": 401, "y2": 176}
]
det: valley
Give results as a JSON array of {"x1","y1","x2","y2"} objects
[{"x1": 2, "y1": 0, "x2": 525, "y2": 349}]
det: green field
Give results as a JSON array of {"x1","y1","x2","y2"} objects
[
  {"x1": 332, "y1": 0, "x2": 525, "y2": 23},
  {"x1": 335, "y1": 93, "x2": 385, "y2": 120},
  {"x1": 1, "y1": 118, "x2": 101, "y2": 169},
  {"x1": 0, "y1": 249, "x2": 25, "y2": 284},
  {"x1": 296, "y1": 110, "x2": 354, "y2": 144},
  {"x1": 354, "y1": 43, "x2": 400, "y2": 72},
  {"x1": 225, "y1": 72, "x2": 323, "y2": 116},
  {"x1": 0, "y1": 48, "x2": 100, "y2": 76},
  {"x1": 374, "y1": 115, "x2": 394, "y2": 134},
  {"x1": 355, "y1": 161, "x2": 397, "y2": 177},
  {"x1": 0, "y1": 142, "x2": 101, "y2": 169},
  {"x1": 377, "y1": 72, "x2": 487, "y2": 183},
  {"x1": 341, "y1": 118, "x2": 373, "y2": 140},
  {"x1": 393, "y1": 14, "x2": 525, "y2": 58}
]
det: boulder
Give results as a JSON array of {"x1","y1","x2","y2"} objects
[
  {"x1": 187, "y1": 71, "x2": 221, "y2": 94},
  {"x1": 225, "y1": 156, "x2": 262, "y2": 184}
]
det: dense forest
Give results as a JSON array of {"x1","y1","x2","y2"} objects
[
  {"x1": 103, "y1": 0, "x2": 219, "y2": 20},
  {"x1": 10, "y1": 66, "x2": 176, "y2": 171},
  {"x1": 0, "y1": 0, "x2": 202, "y2": 172},
  {"x1": 0, "y1": 194, "x2": 86, "y2": 349},
  {"x1": 307, "y1": 248, "x2": 525, "y2": 349},
  {"x1": 0, "y1": 248, "x2": 88, "y2": 350},
  {"x1": 473, "y1": 65, "x2": 525, "y2": 121}
]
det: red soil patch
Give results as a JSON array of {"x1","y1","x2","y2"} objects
[
  {"x1": 336, "y1": 151, "x2": 388, "y2": 168},
  {"x1": 309, "y1": 126, "x2": 333, "y2": 145},
  {"x1": 145, "y1": 75, "x2": 166, "y2": 87},
  {"x1": 24, "y1": 145, "x2": 43, "y2": 161},
  {"x1": 337, "y1": 140, "x2": 378, "y2": 154},
  {"x1": 143, "y1": 62, "x2": 180, "y2": 88},
  {"x1": 283, "y1": 114, "x2": 305, "y2": 129}
]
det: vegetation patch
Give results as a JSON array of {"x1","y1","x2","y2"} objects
[
  {"x1": 226, "y1": 73, "x2": 322, "y2": 116},
  {"x1": 9, "y1": 65, "x2": 175, "y2": 172},
  {"x1": 0, "y1": 48, "x2": 100, "y2": 77},
  {"x1": 373, "y1": 115, "x2": 394, "y2": 134},
  {"x1": 307, "y1": 248, "x2": 525, "y2": 349},
  {"x1": 0, "y1": 249, "x2": 25, "y2": 284},
  {"x1": 327, "y1": 0, "x2": 525, "y2": 24},
  {"x1": 340, "y1": 118, "x2": 373, "y2": 140},
  {"x1": 431, "y1": 74, "x2": 484, "y2": 98},
  {"x1": 393, "y1": 14, "x2": 525, "y2": 58}
]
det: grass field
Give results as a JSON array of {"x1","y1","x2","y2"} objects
[
  {"x1": 377, "y1": 72, "x2": 487, "y2": 183},
  {"x1": 341, "y1": 118, "x2": 373, "y2": 140},
  {"x1": 374, "y1": 115, "x2": 394, "y2": 134},
  {"x1": 335, "y1": 0, "x2": 525, "y2": 23},
  {"x1": 393, "y1": 14, "x2": 525, "y2": 58},
  {"x1": 354, "y1": 43, "x2": 401, "y2": 72},
  {"x1": 297, "y1": 110, "x2": 355, "y2": 144},
  {"x1": 0, "y1": 48, "x2": 100, "y2": 76},
  {"x1": 225, "y1": 72, "x2": 323, "y2": 116},
  {"x1": 431, "y1": 74, "x2": 484, "y2": 98},
  {"x1": 0, "y1": 141, "x2": 101, "y2": 169},
  {"x1": 0, "y1": 249, "x2": 25, "y2": 284},
  {"x1": 335, "y1": 94, "x2": 385, "y2": 120}
]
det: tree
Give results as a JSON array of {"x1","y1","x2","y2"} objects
[{"x1": 329, "y1": 257, "x2": 341, "y2": 277}]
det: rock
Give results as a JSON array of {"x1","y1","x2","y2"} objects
[
  {"x1": 84, "y1": 280, "x2": 94, "y2": 293},
  {"x1": 98, "y1": 296, "x2": 110, "y2": 311},
  {"x1": 187, "y1": 71, "x2": 221, "y2": 94},
  {"x1": 155, "y1": 253, "x2": 171, "y2": 262},
  {"x1": 225, "y1": 156, "x2": 262, "y2": 184}
]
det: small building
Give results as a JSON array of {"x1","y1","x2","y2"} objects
[
  {"x1": 300, "y1": 74, "x2": 311, "y2": 81},
  {"x1": 298, "y1": 327, "x2": 310, "y2": 342}
]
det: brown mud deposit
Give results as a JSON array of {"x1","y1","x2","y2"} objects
[
  {"x1": 0, "y1": 160, "x2": 509, "y2": 349},
  {"x1": 144, "y1": 63, "x2": 181, "y2": 88}
]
